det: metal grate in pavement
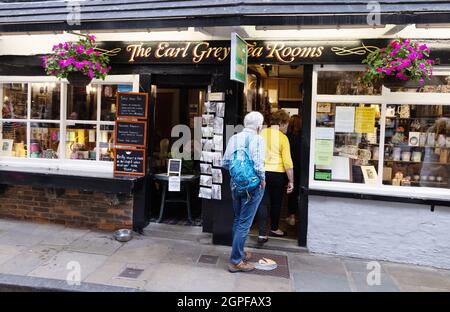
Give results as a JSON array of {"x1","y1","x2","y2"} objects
[
  {"x1": 247, "y1": 252, "x2": 290, "y2": 279},
  {"x1": 118, "y1": 268, "x2": 144, "y2": 279},
  {"x1": 198, "y1": 255, "x2": 219, "y2": 265}
]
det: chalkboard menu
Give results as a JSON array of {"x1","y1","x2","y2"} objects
[
  {"x1": 115, "y1": 121, "x2": 147, "y2": 147},
  {"x1": 116, "y1": 92, "x2": 148, "y2": 119},
  {"x1": 114, "y1": 149, "x2": 146, "y2": 176}
]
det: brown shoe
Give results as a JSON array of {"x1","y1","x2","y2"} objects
[
  {"x1": 243, "y1": 251, "x2": 252, "y2": 262},
  {"x1": 228, "y1": 261, "x2": 255, "y2": 273}
]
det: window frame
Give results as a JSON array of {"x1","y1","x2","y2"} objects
[
  {"x1": 0, "y1": 74, "x2": 139, "y2": 173},
  {"x1": 310, "y1": 65, "x2": 450, "y2": 201}
]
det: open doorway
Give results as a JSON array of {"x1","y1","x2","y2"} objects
[
  {"x1": 150, "y1": 85, "x2": 207, "y2": 226},
  {"x1": 247, "y1": 64, "x2": 304, "y2": 245}
]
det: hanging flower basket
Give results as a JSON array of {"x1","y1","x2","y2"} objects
[
  {"x1": 41, "y1": 34, "x2": 111, "y2": 86},
  {"x1": 67, "y1": 71, "x2": 93, "y2": 87},
  {"x1": 362, "y1": 38, "x2": 435, "y2": 89}
]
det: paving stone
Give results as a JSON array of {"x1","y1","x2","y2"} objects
[
  {"x1": 44, "y1": 227, "x2": 90, "y2": 246},
  {"x1": 84, "y1": 261, "x2": 154, "y2": 290},
  {"x1": 0, "y1": 244, "x2": 26, "y2": 266},
  {"x1": 234, "y1": 274, "x2": 293, "y2": 292},
  {"x1": 384, "y1": 263, "x2": 450, "y2": 290},
  {"x1": 0, "y1": 223, "x2": 64, "y2": 247},
  {"x1": 161, "y1": 242, "x2": 203, "y2": 265},
  {"x1": 28, "y1": 250, "x2": 108, "y2": 282},
  {"x1": 289, "y1": 253, "x2": 347, "y2": 276},
  {"x1": 343, "y1": 258, "x2": 388, "y2": 274},
  {"x1": 293, "y1": 271, "x2": 351, "y2": 292},
  {"x1": 67, "y1": 231, "x2": 123, "y2": 256},
  {"x1": 144, "y1": 263, "x2": 237, "y2": 292},
  {"x1": 0, "y1": 245, "x2": 62, "y2": 275},
  {"x1": 350, "y1": 272, "x2": 400, "y2": 292},
  {"x1": 109, "y1": 241, "x2": 172, "y2": 264}
]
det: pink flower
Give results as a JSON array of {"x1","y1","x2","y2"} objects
[
  {"x1": 59, "y1": 59, "x2": 67, "y2": 67},
  {"x1": 101, "y1": 67, "x2": 107, "y2": 74},
  {"x1": 76, "y1": 45, "x2": 85, "y2": 54},
  {"x1": 88, "y1": 35, "x2": 96, "y2": 41},
  {"x1": 96, "y1": 62, "x2": 101, "y2": 70},
  {"x1": 377, "y1": 67, "x2": 383, "y2": 73},
  {"x1": 65, "y1": 57, "x2": 75, "y2": 66},
  {"x1": 86, "y1": 47, "x2": 94, "y2": 55},
  {"x1": 417, "y1": 53, "x2": 423, "y2": 60},
  {"x1": 427, "y1": 59, "x2": 434, "y2": 65},
  {"x1": 396, "y1": 72, "x2": 408, "y2": 81},
  {"x1": 88, "y1": 70, "x2": 94, "y2": 79},
  {"x1": 419, "y1": 44, "x2": 428, "y2": 51},
  {"x1": 59, "y1": 51, "x2": 65, "y2": 57},
  {"x1": 64, "y1": 42, "x2": 69, "y2": 50},
  {"x1": 407, "y1": 53, "x2": 416, "y2": 61},
  {"x1": 95, "y1": 51, "x2": 100, "y2": 56},
  {"x1": 419, "y1": 63, "x2": 426, "y2": 70},
  {"x1": 74, "y1": 62, "x2": 84, "y2": 69},
  {"x1": 419, "y1": 78, "x2": 425, "y2": 85},
  {"x1": 385, "y1": 68, "x2": 392, "y2": 75}
]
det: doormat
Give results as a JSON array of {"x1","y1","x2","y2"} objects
[
  {"x1": 247, "y1": 252, "x2": 290, "y2": 279},
  {"x1": 149, "y1": 217, "x2": 202, "y2": 226}
]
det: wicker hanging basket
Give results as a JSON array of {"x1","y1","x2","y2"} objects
[{"x1": 67, "y1": 71, "x2": 92, "y2": 87}]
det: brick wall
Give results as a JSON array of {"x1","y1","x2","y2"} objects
[{"x1": 0, "y1": 185, "x2": 134, "y2": 231}]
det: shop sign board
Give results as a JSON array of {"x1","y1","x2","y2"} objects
[
  {"x1": 114, "y1": 149, "x2": 146, "y2": 176},
  {"x1": 116, "y1": 92, "x2": 148, "y2": 119},
  {"x1": 115, "y1": 120, "x2": 147, "y2": 148},
  {"x1": 230, "y1": 33, "x2": 248, "y2": 83}
]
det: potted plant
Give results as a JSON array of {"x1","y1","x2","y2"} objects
[
  {"x1": 41, "y1": 35, "x2": 111, "y2": 86},
  {"x1": 363, "y1": 39, "x2": 435, "y2": 88}
]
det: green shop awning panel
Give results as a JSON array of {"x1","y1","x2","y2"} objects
[{"x1": 1, "y1": 0, "x2": 450, "y2": 29}]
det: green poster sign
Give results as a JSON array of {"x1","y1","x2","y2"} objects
[
  {"x1": 314, "y1": 169, "x2": 332, "y2": 181},
  {"x1": 230, "y1": 33, "x2": 247, "y2": 84}
]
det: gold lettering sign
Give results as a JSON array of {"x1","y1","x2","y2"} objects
[{"x1": 120, "y1": 41, "x2": 378, "y2": 64}]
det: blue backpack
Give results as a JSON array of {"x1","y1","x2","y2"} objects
[{"x1": 229, "y1": 135, "x2": 261, "y2": 195}]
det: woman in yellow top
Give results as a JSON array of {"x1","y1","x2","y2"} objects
[{"x1": 257, "y1": 109, "x2": 294, "y2": 244}]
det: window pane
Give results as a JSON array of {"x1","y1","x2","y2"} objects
[
  {"x1": 31, "y1": 83, "x2": 60, "y2": 120},
  {"x1": 317, "y1": 71, "x2": 381, "y2": 95},
  {"x1": 30, "y1": 123, "x2": 60, "y2": 159},
  {"x1": 99, "y1": 125, "x2": 115, "y2": 161},
  {"x1": 383, "y1": 104, "x2": 450, "y2": 188},
  {"x1": 388, "y1": 76, "x2": 450, "y2": 93},
  {"x1": 0, "y1": 122, "x2": 27, "y2": 157},
  {"x1": 66, "y1": 84, "x2": 97, "y2": 121},
  {"x1": 314, "y1": 102, "x2": 381, "y2": 184},
  {"x1": 2, "y1": 83, "x2": 27, "y2": 119},
  {"x1": 100, "y1": 85, "x2": 120, "y2": 121},
  {"x1": 65, "y1": 124, "x2": 96, "y2": 160}
]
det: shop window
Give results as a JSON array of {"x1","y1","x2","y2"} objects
[
  {"x1": 383, "y1": 104, "x2": 449, "y2": 189},
  {"x1": 67, "y1": 84, "x2": 97, "y2": 121},
  {"x1": 30, "y1": 123, "x2": 60, "y2": 159},
  {"x1": 314, "y1": 102, "x2": 381, "y2": 184},
  {"x1": 31, "y1": 83, "x2": 60, "y2": 120},
  {"x1": 99, "y1": 125, "x2": 115, "y2": 161},
  {"x1": 0, "y1": 77, "x2": 136, "y2": 171},
  {"x1": 0, "y1": 121, "x2": 26, "y2": 157},
  {"x1": 65, "y1": 124, "x2": 97, "y2": 160},
  {"x1": 311, "y1": 65, "x2": 450, "y2": 198},
  {"x1": 2, "y1": 83, "x2": 27, "y2": 119},
  {"x1": 317, "y1": 71, "x2": 381, "y2": 95}
]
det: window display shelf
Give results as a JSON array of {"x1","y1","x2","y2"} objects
[{"x1": 384, "y1": 160, "x2": 450, "y2": 165}]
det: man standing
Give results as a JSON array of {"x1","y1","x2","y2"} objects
[{"x1": 223, "y1": 111, "x2": 266, "y2": 272}]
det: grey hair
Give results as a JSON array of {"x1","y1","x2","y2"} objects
[{"x1": 244, "y1": 111, "x2": 264, "y2": 131}]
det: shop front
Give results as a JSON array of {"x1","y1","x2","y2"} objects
[{"x1": 1, "y1": 0, "x2": 450, "y2": 268}]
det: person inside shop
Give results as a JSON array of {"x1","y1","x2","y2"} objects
[
  {"x1": 223, "y1": 111, "x2": 266, "y2": 273},
  {"x1": 257, "y1": 109, "x2": 294, "y2": 244},
  {"x1": 286, "y1": 114, "x2": 301, "y2": 226}
]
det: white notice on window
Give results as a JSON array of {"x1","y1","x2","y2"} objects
[
  {"x1": 168, "y1": 176, "x2": 181, "y2": 192},
  {"x1": 315, "y1": 127, "x2": 335, "y2": 140},
  {"x1": 335, "y1": 106, "x2": 355, "y2": 133}
]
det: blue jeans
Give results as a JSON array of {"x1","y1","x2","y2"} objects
[{"x1": 230, "y1": 184, "x2": 264, "y2": 265}]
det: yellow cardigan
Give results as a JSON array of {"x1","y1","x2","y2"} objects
[{"x1": 260, "y1": 127, "x2": 293, "y2": 173}]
